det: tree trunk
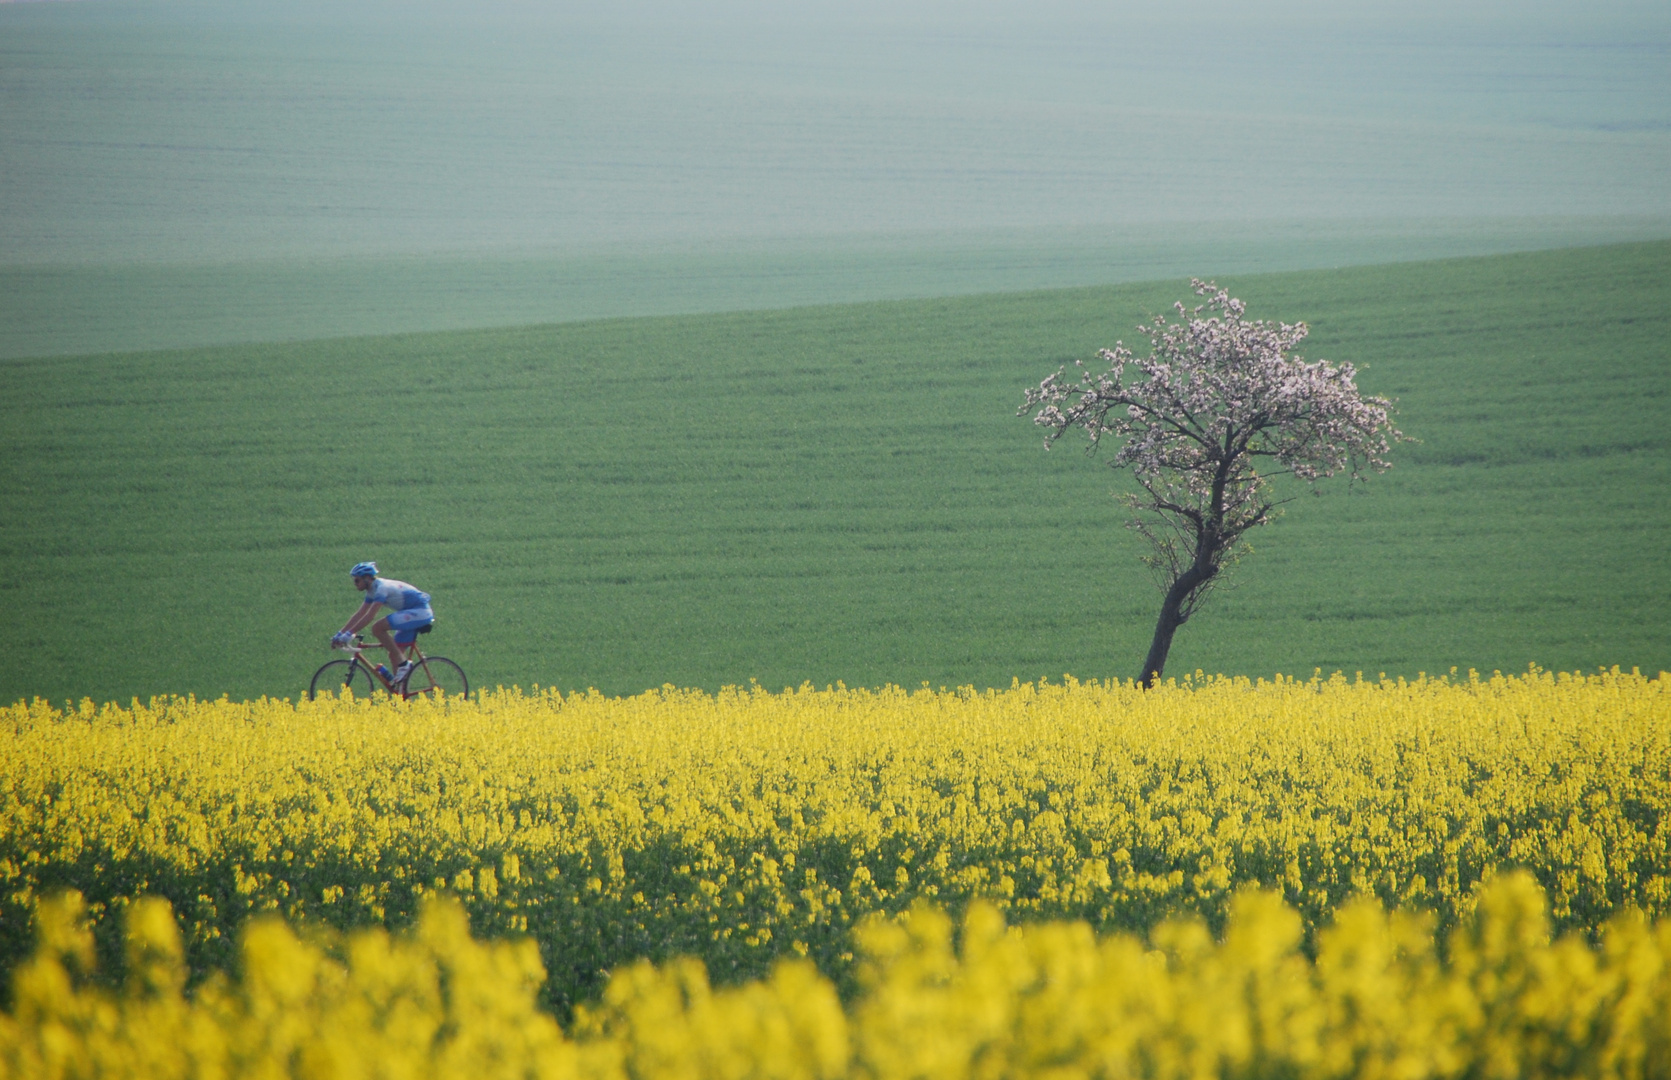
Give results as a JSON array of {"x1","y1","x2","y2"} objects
[
  {"x1": 1137, "y1": 584, "x2": 1187, "y2": 688},
  {"x1": 1137, "y1": 562, "x2": 1214, "y2": 688}
]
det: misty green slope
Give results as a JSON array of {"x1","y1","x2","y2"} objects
[
  {"x1": 2, "y1": 240, "x2": 1667, "y2": 705},
  {"x1": 11, "y1": 219, "x2": 1668, "y2": 362}
]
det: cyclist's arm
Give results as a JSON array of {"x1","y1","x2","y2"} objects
[{"x1": 340, "y1": 600, "x2": 382, "y2": 636}]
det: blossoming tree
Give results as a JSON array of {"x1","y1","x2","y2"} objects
[{"x1": 1022, "y1": 280, "x2": 1403, "y2": 687}]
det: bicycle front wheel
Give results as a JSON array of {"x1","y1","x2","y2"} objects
[
  {"x1": 308, "y1": 658, "x2": 375, "y2": 701},
  {"x1": 403, "y1": 656, "x2": 468, "y2": 701}
]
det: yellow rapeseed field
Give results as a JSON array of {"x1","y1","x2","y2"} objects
[
  {"x1": 3, "y1": 668, "x2": 1669, "y2": 1075},
  {"x1": 5, "y1": 875, "x2": 1671, "y2": 1078}
]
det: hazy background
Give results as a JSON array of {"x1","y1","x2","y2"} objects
[{"x1": 3, "y1": 0, "x2": 1668, "y2": 357}]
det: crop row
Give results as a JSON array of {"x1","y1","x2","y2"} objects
[{"x1": 8, "y1": 873, "x2": 1671, "y2": 1078}]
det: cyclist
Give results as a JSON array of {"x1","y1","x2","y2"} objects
[{"x1": 331, "y1": 561, "x2": 434, "y2": 684}]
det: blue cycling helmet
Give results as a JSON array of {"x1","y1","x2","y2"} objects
[{"x1": 350, "y1": 561, "x2": 378, "y2": 578}]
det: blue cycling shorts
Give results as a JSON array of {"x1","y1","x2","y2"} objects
[{"x1": 386, "y1": 607, "x2": 435, "y2": 644}]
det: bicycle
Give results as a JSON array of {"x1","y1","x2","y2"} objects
[{"x1": 307, "y1": 625, "x2": 469, "y2": 701}]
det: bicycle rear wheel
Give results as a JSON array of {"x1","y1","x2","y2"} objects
[
  {"x1": 308, "y1": 658, "x2": 375, "y2": 701},
  {"x1": 403, "y1": 656, "x2": 468, "y2": 701}
]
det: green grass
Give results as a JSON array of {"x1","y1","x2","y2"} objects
[{"x1": 2, "y1": 240, "x2": 1668, "y2": 705}]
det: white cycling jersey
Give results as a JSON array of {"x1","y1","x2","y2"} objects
[{"x1": 362, "y1": 578, "x2": 431, "y2": 613}]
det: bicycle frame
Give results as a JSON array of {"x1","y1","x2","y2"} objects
[
  {"x1": 311, "y1": 632, "x2": 468, "y2": 702},
  {"x1": 335, "y1": 637, "x2": 434, "y2": 698}
]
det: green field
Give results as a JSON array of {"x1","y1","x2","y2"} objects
[
  {"x1": 10, "y1": 218, "x2": 1665, "y2": 362},
  {"x1": 3, "y1": 240, "x2": 1668, "y2": 706}
]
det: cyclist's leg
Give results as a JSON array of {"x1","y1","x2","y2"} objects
[
  {"x1": 369, "y1": 616, "x2": 405, "y2": 667},
  {"x1": 382, "y1": 609, "x2": 435, "y2": 670}
]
